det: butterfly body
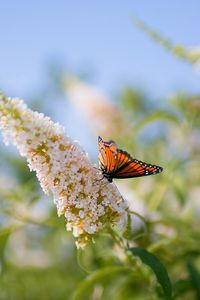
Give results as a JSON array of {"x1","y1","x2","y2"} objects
[
  {"x1": 98, "y1": 136, "x2": 163, "y2": 182},
  {"x1": 101, "y1": 170, "x2": 113, "y2": 182}
]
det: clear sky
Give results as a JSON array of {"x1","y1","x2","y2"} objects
[{"x1": 1, "y1": 0, "x2": 200, "y2": 99}]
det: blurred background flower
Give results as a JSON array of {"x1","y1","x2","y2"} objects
[{"x1": 63, "y1": 75, "x2": 130, "y2": 140}]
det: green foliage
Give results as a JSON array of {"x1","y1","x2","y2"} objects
[
  {"x1": 132, "y1": 18, "x2": 200, "y2": 66},
  {"x1": 187, "y1": 262, "x2": 200, "y2": 299},
  {"x1": 72, "y1": 266, "x2": 130, "y2": 300},
  {"x1": 130, "y1": 247, "x2": 173, "y2": 299},
  {"x1": 1, "y1": 40, "x2": 200, "y2": 299},
  {"x1": 0, "y1": 266, "x2": 84, "y2": 300}
]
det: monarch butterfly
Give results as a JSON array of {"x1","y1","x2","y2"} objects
[{"x1": 98, "y1": 136, "x2": 163, "y2": 182}]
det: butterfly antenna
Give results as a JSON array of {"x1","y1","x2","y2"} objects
[{"x1": 93, "y1": 166, "x2": 100, "y2": 170}]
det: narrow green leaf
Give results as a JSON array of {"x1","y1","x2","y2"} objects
[
  {"x1": 187, "y1": 262, "x2": 200, "y2": 299},
  {"x1": 129, "y1": 247, "x2": 173, "y2": 299},
  {"x1": 0, "y1": 229, "x2": 11, "y2": 271},
  {"x1": 135, "y1": 111, "x2": 179, "y2": 131},
  {"x1": 123, "y1": 213, "x2": 132, "y2": 240},
  {"x1": 71, "y1": 266, "x2": 130, "y2": 300},
  {"x1": 132, "y1": 18, "x2": 200, "y2": 65}
]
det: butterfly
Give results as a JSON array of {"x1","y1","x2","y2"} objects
[{"x1": 98, "y1": 136, "x2": 163, "y2": 182}]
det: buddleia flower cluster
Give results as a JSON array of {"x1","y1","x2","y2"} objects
[
  {"x1": 0, "y1": 93, "x2": 128, "y2": 247},
  {"x1": 63, "y1": 76, "x2": 130, "y2": 139}
]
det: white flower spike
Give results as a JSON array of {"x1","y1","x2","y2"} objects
[{"x1": 0, "y1": 93, "x2": 128, "y2": 247}]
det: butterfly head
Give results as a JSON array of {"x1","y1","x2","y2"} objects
[{"x1": 101, "y1": 170, "x2": 113, "y2": 182}]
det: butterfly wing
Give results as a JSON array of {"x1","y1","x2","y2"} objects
[
  {"x1": 98, "y1": 136, "x2": 118, "y2": 174},
  {"x1": 113, "y1": 149, "x2": 163, "y2": 178},
  {"x1": 98, "y1": 136, "x2": 163, "y2": 180}
]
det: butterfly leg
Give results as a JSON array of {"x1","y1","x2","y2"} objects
[
  {"x1": 92, "y1": 176, "x2": 104, "y2": 184},
  {"x1": 92, "y1": 176, "x2": 111, "y2": 187}
]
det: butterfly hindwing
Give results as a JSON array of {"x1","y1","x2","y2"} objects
[{"x1": 114, "y1": 150, "x2": 162, "y2": 178}]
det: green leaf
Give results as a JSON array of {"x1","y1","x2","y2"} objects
[
  {"x1": 0, "y1": 229, "x2": 11, "y2": 271},
  {"x1": 134, "y1": 111, "x2": 179, "y2": 131},
  {"x1": 71, "y1": 266, "x2": 130, "y2": 300},
  {"x1": 132, "y1": 18, "x2": 200, "y2": 65},
  {"x1": 187, "y1": 262, "x2": 200, "y2": 299},
  {"x1": 123, "y1": 213, "x2": 133, "y2": 240},
  {"x1": 129, "y1": 247, "x2": 173, "y2": 299}
]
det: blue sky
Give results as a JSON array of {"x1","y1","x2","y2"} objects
[{"x1": 1, "y1": 0, "x2": 200, "y2": 99}]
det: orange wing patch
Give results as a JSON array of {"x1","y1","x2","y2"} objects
[{"x1": 98, "y1": 136, "x2": 117, "y2": 174}]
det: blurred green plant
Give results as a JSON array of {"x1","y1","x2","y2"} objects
[
  {"x1": 132, "y1": 18, "x2": 200, "y2": 68},
  {"x1": 0, "y1": 42, "x2": 200, "y2": 300}
]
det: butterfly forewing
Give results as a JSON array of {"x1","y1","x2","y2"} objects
[{"x1": 98, "y1": 136, "x2": 117, "y2": 174}]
